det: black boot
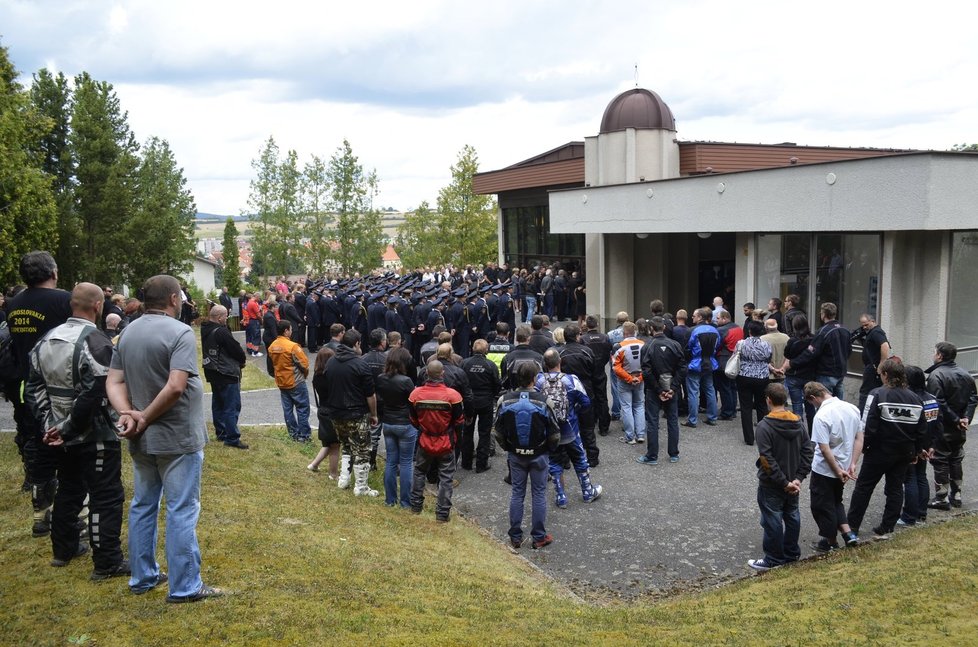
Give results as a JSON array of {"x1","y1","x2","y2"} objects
[{"x1": 32, "y1": 478, "x2": 58, "y2": 538}]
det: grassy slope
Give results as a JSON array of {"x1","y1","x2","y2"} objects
[{"x1": 1, "y1": 428, "x2": 977, "y2": 647}]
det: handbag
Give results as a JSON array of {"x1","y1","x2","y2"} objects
[{"x1": 724, "y1": 340, "x2": 743, "y2": 379}]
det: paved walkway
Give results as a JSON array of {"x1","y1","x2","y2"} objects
[{"x1": 3, "y1": 335, "x2": 973, "y2": 600}]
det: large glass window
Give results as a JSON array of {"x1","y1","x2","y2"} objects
[
  {"x1": 948, "y1": 231, "x2": 978, "y2": 374},
  {"x1": 500, "y1": 204, "x2": 584, "y2": 271},
  {"x1": 755, "y1": 233, "x2": 881, "y2": 331}
]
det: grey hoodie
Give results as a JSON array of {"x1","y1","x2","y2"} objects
[{"x1": 755, "y1": 410, "x2": 814, "y2": 490}]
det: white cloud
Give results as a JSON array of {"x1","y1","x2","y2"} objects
[{"x1": 3, "y1": 0, "x2": 978, "y2": 213}]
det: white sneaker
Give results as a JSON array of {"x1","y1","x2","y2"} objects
[{"x1": 307, "y1": 464, "x2": 319, "y2": 472}]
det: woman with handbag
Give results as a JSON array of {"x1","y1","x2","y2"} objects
[{"x1": 735, "y1": 320, "x2": 772, "y2": 445}]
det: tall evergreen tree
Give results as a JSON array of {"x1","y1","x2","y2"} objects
[
  {"x1": 222, "y1": 217, "x2": 241, "y2": 294},
  {"x1": 0, "y1": 41, "x2": 58, "y2": 287},
  {"x1": 29, "y1": 68, "x2": 79, "y2": 285},
  {"x1": 70, "y1": 72, "x2": 139, "y2": 286},
  {"x1": 125, "y1": 136, "x2": 196, "y2": 286},
  {"x1": 326, "y1": 139, "x2": 384, "y2": 276}
]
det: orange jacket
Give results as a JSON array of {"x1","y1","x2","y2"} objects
[
  {"x1": 613, "y1": 337, "x2": 645, "y2": 384},
  {"x1": 269, "y1": 335, "x2": 308, "y2": 390}
]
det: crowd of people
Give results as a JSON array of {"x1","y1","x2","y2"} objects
[{"x1": 3, "y1": 249, "x2": 976, "y2": 603}]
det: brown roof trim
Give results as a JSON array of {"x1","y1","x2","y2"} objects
[{"x1": 473, "y1": 157, "x2": 584, "y2": 195}]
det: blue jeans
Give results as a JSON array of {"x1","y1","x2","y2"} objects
[
  {"x1": 543, "y1": 292, "x2": 554, "y2": 318},
  {"x1": 383, "y1": 423, "x2": 417, "y2": 508},
  {"x1": 817, "y1": 374, "x2": 845, "y2": 400},
  {"x1": 645, "y1": 390, "x2": 679, "y2": 459},
  {"x1": 714, "y1": 370, "x2": 737, "y2": 418},
  {"x1": 618, "y1": 380, "x2": 646, "y2": 441},
  {"x1": 685, "y1": 369, "x2": 717, "y2": 425},
  {"x1": 509, "y1": 453, "x2": 549, "y2": 544},
  {"x1": 128, "y1": 450, "x2": 204, "y2": 597},
  {"x1": 610, "y1": 371, "x2": 621, "y2": 418},
  {"x1": 280, "y1": 384, "x2": 311, "y2": 441},
  {"x1": 524, "y1": 296, "x2": 537, "y2": 322},
  {"x1": 211, "y1": 381, "x2": 242, "y2": 444},
  {"x1": 757, "y1": 485, "x2": 801, "y2": 566},
  {"x1": 785, "y1": 375, "x2": 816, "y2": 426},
  {"x1": 901, "y1": 459, "x2": 929, "y2": 523}
]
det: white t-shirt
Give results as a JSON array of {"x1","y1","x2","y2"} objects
[{"x1": 810, "y1": 396, "x2": 862, "y2": 478}]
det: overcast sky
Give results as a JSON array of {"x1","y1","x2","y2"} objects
[{"x1": 3, "y1": 0, "x2": 976, "y2": 215}]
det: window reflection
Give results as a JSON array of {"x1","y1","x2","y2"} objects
[{"x1": 755, "y1": 233, "x2": 880, "y2": 330}]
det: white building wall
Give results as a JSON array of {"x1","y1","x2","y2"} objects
[{"x1": 550, "y1": 154, "x2": 978, "y2": 235}]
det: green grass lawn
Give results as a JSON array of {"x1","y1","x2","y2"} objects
[{"x1": 2, "y1": 428, "x2": 977, "y2": 646}]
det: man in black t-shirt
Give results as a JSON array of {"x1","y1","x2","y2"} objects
[
  {"x1": 853, "y1": 314, "x2": 890, "y2": 411},
  {"x1": 5, "y1": 251, "x2": 72, "y2": 537}
]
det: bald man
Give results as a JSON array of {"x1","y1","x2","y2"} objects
[
  {"x1": 201, "y1": 305, "x2": 248, "y2": 449},
  {"x1": 409, "y1": 360, "x2": 465, "y2": 521},
  {"x1": 25, "y1": 282, "x2": 129, "y2": 579}
]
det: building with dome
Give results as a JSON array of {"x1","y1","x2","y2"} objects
[{"x1": 473, "y1": 87, "x2": 978, "y2": 376}]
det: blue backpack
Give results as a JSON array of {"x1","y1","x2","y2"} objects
[{"x1": 497, "y1": 391, "x2": 551, "y2": 456}]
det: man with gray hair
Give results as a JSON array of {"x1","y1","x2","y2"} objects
[{"x1": 107, "y1": 275, "x2": 221, "y2": 602}]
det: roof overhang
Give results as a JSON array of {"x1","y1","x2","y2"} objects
[{"x1": 548, "y1": 152, "x2": 978, "y2": 234}]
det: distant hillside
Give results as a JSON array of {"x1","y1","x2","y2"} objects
[{"x1": 196, "y1": 212, "x2": 251, "y2": 222}]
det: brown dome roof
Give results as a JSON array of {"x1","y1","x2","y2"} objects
[{"x1": 599, "y1": 88, "x2": 675, "y2": 134}]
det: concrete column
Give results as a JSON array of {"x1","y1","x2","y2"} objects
[
  {"x1": 496, "y1": 205, "x2": 504, "y2": 266},
  {"x1": 586, "y1": 233, "x2": 605, "y2": 324},
  {"x1": 605, "y1": 233, "x2": 635, "y2": 323}
]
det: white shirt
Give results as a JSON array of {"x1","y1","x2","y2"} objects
[{"x1": 811, "y1": 396, "x2": 862, "y2": 478}]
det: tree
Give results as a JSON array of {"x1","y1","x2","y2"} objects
[
  {"x1": 29, "y1": 68, "x2": 78, "y2": 286},
  {"x1": 395, "y1": 201, "x2": 439, "y2": 270},
  {"x1": 125, "y1": 136, "x2": 197, "y2": 286},
  {"x1": 246, "y1": 137, "x2": 305, "y2": 279},
  {"x1": 222, "y1": 217, "x2": 241, "y2": 294},
  {"x1": 300, "y1": 154, "x2": 334, "y2": 276},
  {"x1": 0, "y1": 41, "x2": 58, "y2": 287},
  {"x1": 951, "y1": 143, "x2": 978, "y2": 152},
  {"x1": 435, "y1": 145, "x2": 497, "y2": 266},
  {"x1": 326, "y1": 139, "x2": 384, "y2": 276},
  {"x1": 246, "y1": 136, "x2": 279, "y2": 282},
  {"x1": 70, "y1": 72, "x2": 139, "y2": 286}
]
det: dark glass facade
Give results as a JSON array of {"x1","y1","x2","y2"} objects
[{"x1": 501, "y1": 205, "x2": 584, "y2": 272}]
